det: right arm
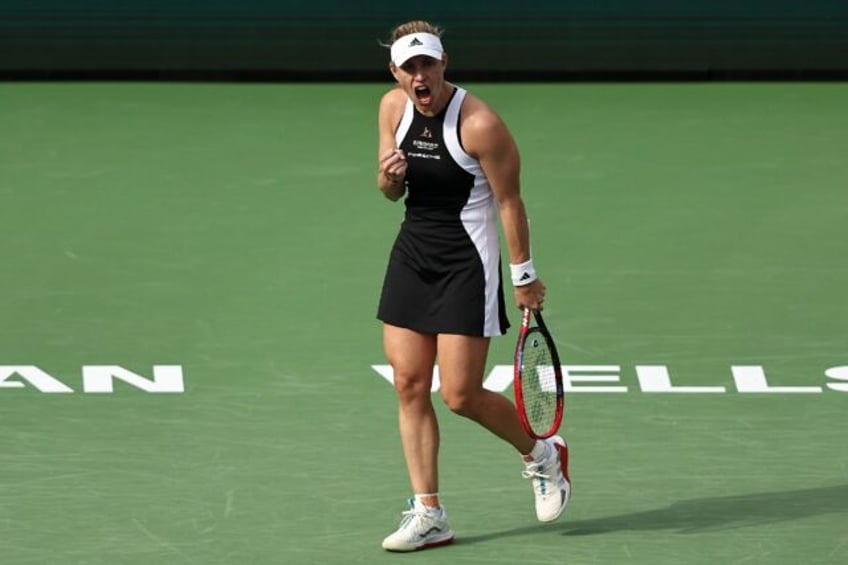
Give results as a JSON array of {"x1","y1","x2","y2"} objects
[{"x1": 376, "y1": 89, "x2": 408, "y2": 201}]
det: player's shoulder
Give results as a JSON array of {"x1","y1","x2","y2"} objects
[
  {"x1": 459, "y1": 90, "x2": 509, "y2": 138},
  {"x1": 379, "y1": 86, "x2": 408, "y2": 113}
]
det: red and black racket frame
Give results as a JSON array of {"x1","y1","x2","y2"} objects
[{"x1": 513, "y1": 308, "x2": 565, "y2": 439}]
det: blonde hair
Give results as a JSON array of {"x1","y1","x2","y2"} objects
[
  {"x1": 380, "y1": 20, "x2": 444, "y2": 54},
  {"x1": 387, "y1": 20, "x2": 443, "y2": 43}
]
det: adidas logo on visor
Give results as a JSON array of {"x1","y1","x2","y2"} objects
[{"x1": 409, "y1": 38, "x2": 424, "y2": 47}]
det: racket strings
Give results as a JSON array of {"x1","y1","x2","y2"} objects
[{"x1": 520, "y1": 333, "x2": 559, "y2": 434}]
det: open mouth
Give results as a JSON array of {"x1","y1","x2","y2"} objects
[{"x1": 414, "y1": 85, "x2": 432, "y2": 103}]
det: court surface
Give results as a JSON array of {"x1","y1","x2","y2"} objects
[{"x1": 1, "y1": 81, "x2": 846, "y2": 564}]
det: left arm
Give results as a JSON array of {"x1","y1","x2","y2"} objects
[{"x1": 461, "y1": 96, "x2": 546, "y2": 310}]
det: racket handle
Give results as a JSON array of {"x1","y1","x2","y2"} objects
[{"x1": 521, "y1": 307, "x2": 532, "y2": 328}]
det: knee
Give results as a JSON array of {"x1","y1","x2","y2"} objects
[
  {"x1": 393, "y1": 370, "x2": 432, "y2": 404},
  {"x1": 440, "y1": 388, "x2": 479, "y2": 418}
]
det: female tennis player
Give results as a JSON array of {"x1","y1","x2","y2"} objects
[{"x1": 375, "y1": 20, "x2": 571, "y2": 551}]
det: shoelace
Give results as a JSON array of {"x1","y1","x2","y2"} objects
[
  {"x1": 522, "y1": 461, "x2": 550, "y2": 479},
  {"x1": 400, "y1": 507, "x2": 427, "y2": 523},
  {"x1": 522, "y1": 463, "x2": 551, "y2": 494},
  {"x1": 397, "y1": 502, "x2": 439, "y2": 533}
]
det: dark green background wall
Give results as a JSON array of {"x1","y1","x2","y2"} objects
[{"x1": 2, "y1": 1, "x2": 847, "y2": 76}]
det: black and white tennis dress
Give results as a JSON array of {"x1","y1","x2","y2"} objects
[{"x1": 377, "y1": 86, "x2": 510, "y2": 337}]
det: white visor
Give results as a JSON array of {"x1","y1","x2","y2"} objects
[{"x1": 390, "y1": 32, "x2": 444, "y2": 67}]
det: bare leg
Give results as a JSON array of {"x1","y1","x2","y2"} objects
[
  {"x1": 437, "y1": 333, "x2": 535, "y2": 455},
  {"x1": 383, "y1": 324, "x2": 441, "y2": 507}
]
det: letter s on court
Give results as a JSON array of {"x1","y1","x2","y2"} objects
[{"x1": 825, "y1": 366, "x2": 848, "y2": 392}]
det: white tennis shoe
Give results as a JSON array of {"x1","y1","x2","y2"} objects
[
  {"x1": 522, "y1": 435, "x2": 571, "y2": 522},
  {"x1": 381, "y1": 498, "x2": 455, "y2": 552}
]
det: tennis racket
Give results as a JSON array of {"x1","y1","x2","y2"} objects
[{"x1": 513, "y1": 307, "x2": 564, "y2": 439}]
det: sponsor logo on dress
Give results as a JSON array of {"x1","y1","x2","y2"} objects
[
  {"x1": 412, "y1": 138, "x2": 439, "y2": 151},
  {"x1": 407, "y1": 152, "x2": 440, "y2": 160}
]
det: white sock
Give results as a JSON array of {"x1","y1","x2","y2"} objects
[
  {"x1": 414, "y1": 494, "x2": 442, "y2": 514},
  {"x1": 526, "y1": 440, "x2": 550, "y2": 463}
]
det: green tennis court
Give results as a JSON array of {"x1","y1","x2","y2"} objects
[{"x1": 1, "y1": 82, "x2": 846, "y2": 564}]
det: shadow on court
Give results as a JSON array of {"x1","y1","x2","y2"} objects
[
  {"x1": 564, "y1": 483, "x2": 848, "y2": 535},
  {"x1": 458, "y1": 484, "x2": 848, "y2": 544}
]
